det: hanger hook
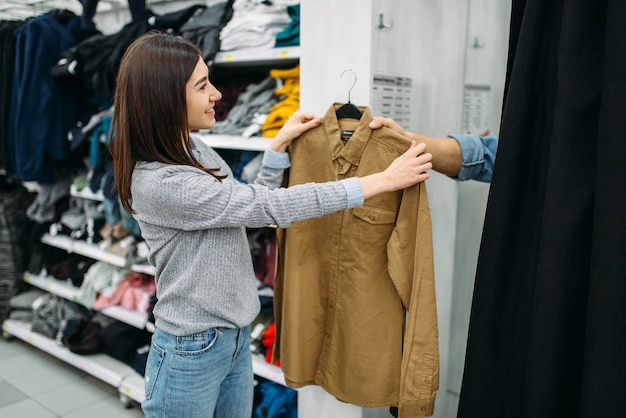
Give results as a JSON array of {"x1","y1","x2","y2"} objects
[{"x1": 340, "y1": 69, "x2": 357, "y2": 103}]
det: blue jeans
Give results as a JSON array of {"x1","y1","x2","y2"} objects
[{"x1": 142, "y1": 326, "x2": 253, "y2": 418}]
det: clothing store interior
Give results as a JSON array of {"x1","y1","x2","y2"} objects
[{"x1": 0, "y1": 0, "x2": 623, "y2": 417}]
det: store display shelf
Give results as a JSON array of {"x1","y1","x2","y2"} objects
[
  {"x1": 214, "y1": 46, "x2": 299, "y2": 67},
  {"x1": 32, "y1": 238, "x2": 288, "y2": 387},
  {"x1": 24, "y1": 273, "x2": 149, "y2": 330},
  {"x1": 128, "y1": 263, "x2": 156, "y2": 276},
  {"x1": 70, "y1": 184, "x2": 104, "y2": 201},
  {"x1": 2, "y1": 319, "x2": 141, "y2": 398},
  {"x1": 252, "y1": 354, "x2": 289, "y2": 387},
  {"x1": 119, "y1": 371, "x2": 146, "y2": 404},
  {"x1": 24, "y1": 271, "x2": 288, "y2": 388},
  {"x1": 145, "y1": 321, "x2": 155, "y2": 333},
  {"x1": 41, "y1": 233, "x2": 156, "y2": 276},
  {"x1": 24, "y1": 272, "x2": 80, "y2": 302},
  {"x1": 196, "y1": 133, "x2": 272, "y2": 152}
]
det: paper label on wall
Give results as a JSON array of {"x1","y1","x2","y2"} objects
[
  {"x1": 462, "y1": 84, "x2": 491, "y2": 134},
  {"x1": 371, "y1": 74, "x2": 413, "y2": 126}
]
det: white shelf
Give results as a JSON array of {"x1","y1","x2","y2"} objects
[
  {"x1": 42, "y1": 233, "x2": 125, "y2": 266},
  {"x1": 127, "y1": 263, "x2": 156, "y2": 276},
  {"x1": 71, "y1": 184, "x2": 104, "y2": 201},
  {"x1": 196, "y1": 133, "x2": 272, "y2": 152},
  {"x1": 252, "y1": 354, "x2": 289, "y2": 387},
  {"x1": 24, "y1": 273, "x2": 149, "y2": 330},
  {"x1": 41, "y1": 233, "x2": 156, "y2": 276},
  {"x1": 2, "y1": 319, "x2": 143, "y2": 402},
  {"x1": 24, "y1": 272, "x2": 80, "y2": 302},
  {"x1": 100, "y1": 305, "x2": 148, "y2": 330},
  {"x1": 214, "y1": 46, "x2": 300, "y2": 67},
  {"x1": 145, "y1": 321, "x2": 155, "y2": 333},
  {"x1": 119, "y1": 372, "x2": 146, "y2": 404}
]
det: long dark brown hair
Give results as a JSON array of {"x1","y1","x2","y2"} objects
[{"x1": 109, "y1": 31, "x2": 225, "y2": 215}]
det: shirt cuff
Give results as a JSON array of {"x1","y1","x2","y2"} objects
[
  {"x1": 448, "y1": 134, "x2": 485, "y2": 181},
  {"x1": 340, "y1": 177, "x2": 364, "y2": 208},
  {"x1": 262, "y1": 149, "x2": 291, "y2": 169}
]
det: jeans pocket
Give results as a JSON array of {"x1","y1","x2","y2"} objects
[
  {"x1": 173, "y1": 328, "x2": 219, "y2": 356},
  {"x1": 171, "y1": 328, "x2": 221, "y2": 374},
  {"x1": 144, "y1": 341, "x2": 165, "y2": 400}
]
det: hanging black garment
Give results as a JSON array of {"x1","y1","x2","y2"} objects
[
  {"x1": 0, "y1": 180, "x2": 29, "y2": 322},
  {"x1": 179, "y1": 0, "x2": 234, "y2": 65},
  {"x1": 457, "y1": 1, "x2": 626, "y2": 418},
  {"x1": 51, "y1": 17, "x2": 150, "y2": 99},
  {"x1": 0, "y1": 20, "x2": 25, "y2": 176}
]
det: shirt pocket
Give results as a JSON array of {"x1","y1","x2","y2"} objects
[{"x1": 351, "y1": 205, "x2": 398, "y2": 252}]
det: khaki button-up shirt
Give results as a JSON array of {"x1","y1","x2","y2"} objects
[{"x1": 274, "y1": 104, "x2": 439, "y2": 418}]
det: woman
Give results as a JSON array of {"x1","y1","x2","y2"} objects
[{"x1": 109, "y1": 31, "x2": 432, "y2": 418}]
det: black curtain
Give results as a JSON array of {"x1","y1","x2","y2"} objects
[{"x1": 457, "y1": 0, "x2": 626, "y2": 417}]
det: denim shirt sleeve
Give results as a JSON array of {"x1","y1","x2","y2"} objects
[
  {"x1": 448, "y1": 133, "x2": 498, "y2": 182},
  {"x1": 340, "y1": 177, "x2": 364, "y2": 208},
  {"x1": 262, "y1": 148, "x2": 291, "y2": 169}
]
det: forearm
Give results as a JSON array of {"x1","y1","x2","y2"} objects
[
  {"x1": 269, "y1": 133, "x2": 291, "y2": 153},
  {"x1": 359, "y1": 172, "x2": 389, "y2": 200},
  {"x1": 359, "y1": 169, "x2": 430, "y2": 200},
  {"x1": 403, "y1": 132, "x2": 462, "y2": 177}
]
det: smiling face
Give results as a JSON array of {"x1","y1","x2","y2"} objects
[{"x1": 185, "y1": 56, "x2": 222, "y2": 131}]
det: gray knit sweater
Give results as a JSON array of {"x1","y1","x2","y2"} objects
[{"x1": 131, "y1": 136, "x2": 361, "y2": 336}]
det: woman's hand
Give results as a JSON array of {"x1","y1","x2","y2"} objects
[
  {"x1": 270, "y1": 111, "x2": 321, "y2": 152},
  {"x1": 359, "y1": 141, "x2": 432, "y2": 199}
]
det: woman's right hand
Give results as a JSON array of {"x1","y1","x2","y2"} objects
[
  {"x1": 270, "y1": 111, "x2": 321, "y2": 153},
  {"x1": 359, "y1": 141, "x2": 432, "y2": 199}
]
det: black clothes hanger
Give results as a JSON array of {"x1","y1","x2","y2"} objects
[
  {"x1": 336, "y1": 102, "x2": 362, "y2": 119},
  {"x1": 336, "y1": 69, "x2": 362, "y2": 120}
]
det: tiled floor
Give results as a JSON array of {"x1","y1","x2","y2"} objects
[{"x1": 0, "y1": 335, "x2": 145, "y2": 418}]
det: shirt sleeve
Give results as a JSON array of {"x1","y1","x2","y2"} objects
[
  {"x1": 262, "y1": 149, "x2": 291, "y2": 169},
  {"x1": 340, "y1": 177, "x2": 364, "y2": 208},
  {"x1": 448, "y1": 133, "x2": 498, "y2": 182}
]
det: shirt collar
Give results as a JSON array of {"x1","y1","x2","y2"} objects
[{"x1": 322, "y1": 103, "x2": 374, "y2": 168}]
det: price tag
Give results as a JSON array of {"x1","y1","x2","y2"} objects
[
  {"x1": 224, "y1": 54, "x2": 233, "y2": 62},
  {"x1": 279, "y1": 50, "x2": 289, "y2": 59}
]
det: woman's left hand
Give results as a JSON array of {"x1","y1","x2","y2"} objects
[{"x1": 270, "y1": 111, "x2": 321, "y2": 152}]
